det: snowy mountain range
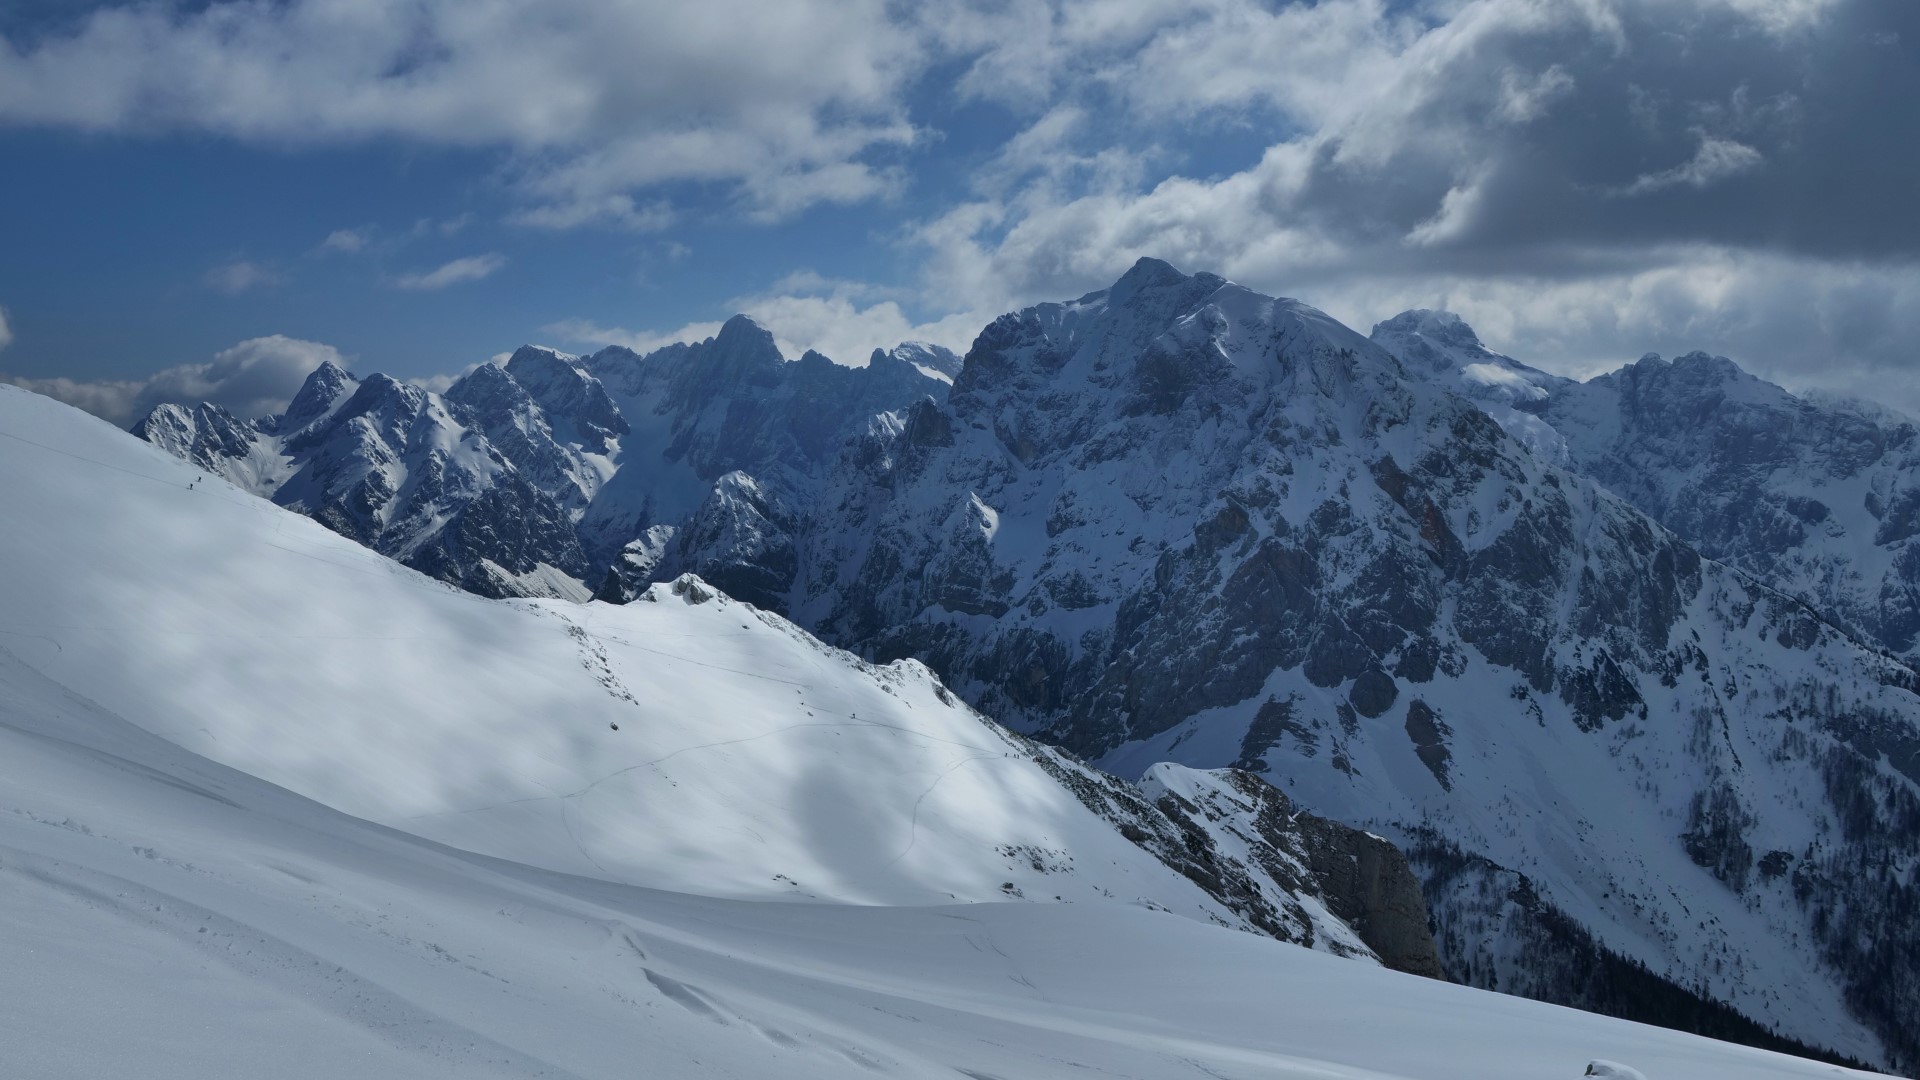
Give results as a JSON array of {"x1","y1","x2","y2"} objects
[
  {"x1": 134, "y1": 316, "x2": 958, "y2": 602},
  {"x1": 1372, "y1": 308, "x2": 1920, "y2": 666},
  {"x1": 123, "y1": 260, "x2": 1920, "y2": 1072}
]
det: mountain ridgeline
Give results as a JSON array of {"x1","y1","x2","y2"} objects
[{"x1": 136, "y1": 260, "x2": 1920, "y2": 1072}]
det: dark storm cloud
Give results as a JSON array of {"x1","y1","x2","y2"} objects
[{"x1": 1289, "y1": 0, "x2": 1920, "y2": 268}]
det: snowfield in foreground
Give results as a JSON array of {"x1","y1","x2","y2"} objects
[
  {"x1": 0, "y1": 383, "x2": 1896, "y2": 1078},
  {"x1": 1, "y1": 647, "x2": 1889, "y2": 1080}
]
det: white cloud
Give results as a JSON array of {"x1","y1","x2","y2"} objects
[
  {"x1": 544, "y1": 318, "x2": 729, "y2": 358},
  {"x1": 1405, "y1": 172, "x2": 1492, "y2": 248},
  {"x1": 406, "y1": 362, "x2": 487, "y2": 394},
  {"x1": 546, "y1": 274, "x2": 987, "y2": 366},
  {"x1": 321, "y1": 227, "x2": 372, "y2": 253},
  {"x1": 0, "y1": 0, "x2": 928, "y2": 224},
  {"x1": 507, "y1": 196, "x2": 674, "y2": 233},
  {"x1": 735, "y1": 293, "x2": 985, "y2": 364},
  {"x1": 1283, "y1": 247, "x2": 1920, "y2": 413},
  {"x1": 1618, "y1": 135, "x2": 1765, "y2": 196},
  {"x1": 0, "y1": 305, "x2": 12, "y2": 351},
  {"x1": 205, "y1": 260, "x2": 283, "y2": 294},
  {"x1": 1, "y1": 335, "x2": 344, "y2": 427},
  {"x1": 395, "y1": 254, "x2": 507, "y2": 291},
  {"x1": 1709, "y1": 0, "x2": 1842, "y2": 35},
  {"x1": 871, "y1": 0, "x2": 1920, "y2": 413}
]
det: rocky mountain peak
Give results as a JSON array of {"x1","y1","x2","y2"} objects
[
  {"x1": 444, "y1": 357, "x2": 522, "y2": 405},
  {"x1": 273, "y1": 358, "x2": 360, "y2": 434},
  {"x1": 1107, "y1": 256, "x2": 1204, "y2": 306},
  {"x1": 332, "y1": 372, "x2": 427, "y2": 425},
  {"x1": 503, "y1": 345, "x2": 628, "y2": 453},
  {"x1": 711, "y1": 313, "x2": 783, "y2": 365},
  {"x1": 445, "y1": 355, "x2": 537, "y2": 418},
  {"x1": 1369, "y1": 310, "x2": 1494, "y2": 377},
  {"x1": 1373, "y1": 309, "x2": 1483, "y2": 349},
  {"x1": 129, "y1": 401, "x2": 259, "y2": 474},
  {"x1": 873, "y1": 341, "x2": 963, "y2": 383},
  {"x1": 1595, "y1": 349, "x2": 1798, "y2": 418}
]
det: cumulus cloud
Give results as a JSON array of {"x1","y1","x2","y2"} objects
[
  {"x1": 395, "y1": 254, "x2": 507, "y2": 291},
  {"x1": 1, "y1": 335, "x2": 344, "y2": 427},
  {"x1": 0, "y1": 0, "x2": 927, "y2": 224},
  {"x1": 4, "y1": 0, "x2": 1914, "y2": 402}
]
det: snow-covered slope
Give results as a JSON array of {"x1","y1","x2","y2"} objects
[
  {"x1": 3, "y1": 382, "x2": 1231, "y2": 912},
  {"x1": 3, "y1": 647, "x2": 1887, "y2": 1079},
  {"x1": 5, "y1": 380, "x2": 1468, "y2": 983}
]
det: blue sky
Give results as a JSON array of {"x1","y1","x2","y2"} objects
[{"x1": 1, "y1": 0, "x2": 1916, "y2": 424}]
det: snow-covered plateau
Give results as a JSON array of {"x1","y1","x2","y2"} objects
[{"x1": 0, "y1": 380, "x2": 1894, "y2": 1080}]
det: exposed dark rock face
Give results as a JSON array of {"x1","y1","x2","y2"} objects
[
  {"x1": 1401, "y1": 700, "x2": 1452, "y2": 792},
  {"x1": 1138, "y1": 765, "x2": 1444, "y2": 978},
  {"x1": 1005, "y1": 745, "x2": 1441, "y2": 975}
]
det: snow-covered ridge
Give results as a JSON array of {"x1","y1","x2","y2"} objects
[{"x1": 4, "y1": 381, "x2": 1448, "y2": 974}]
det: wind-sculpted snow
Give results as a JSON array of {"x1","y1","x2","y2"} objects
[{"x1": 2, "y1": 645, "x2": 1886, "y2": 1079}]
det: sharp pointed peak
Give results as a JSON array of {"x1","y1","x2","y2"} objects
[
  {"x1": 714, "y1": 313, "x2": 771, "y2": 345},
  {"x1": 1107, "y1": 257, "x2": 1192, "y2": 304},
  {"x1": 1117, "y1": 256, "x2": 1186, "y2": 287},
  {"x1": 708, "y1": 314, "x2": 784, "y2": 364}
]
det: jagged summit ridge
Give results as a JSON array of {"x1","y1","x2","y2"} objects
[
  {"x1": 1371, "y1": 314, "x2": 1920, "y2": 663},
  {"x1": 130, "y1": 315, "x2": 954, "y2": 601}
]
